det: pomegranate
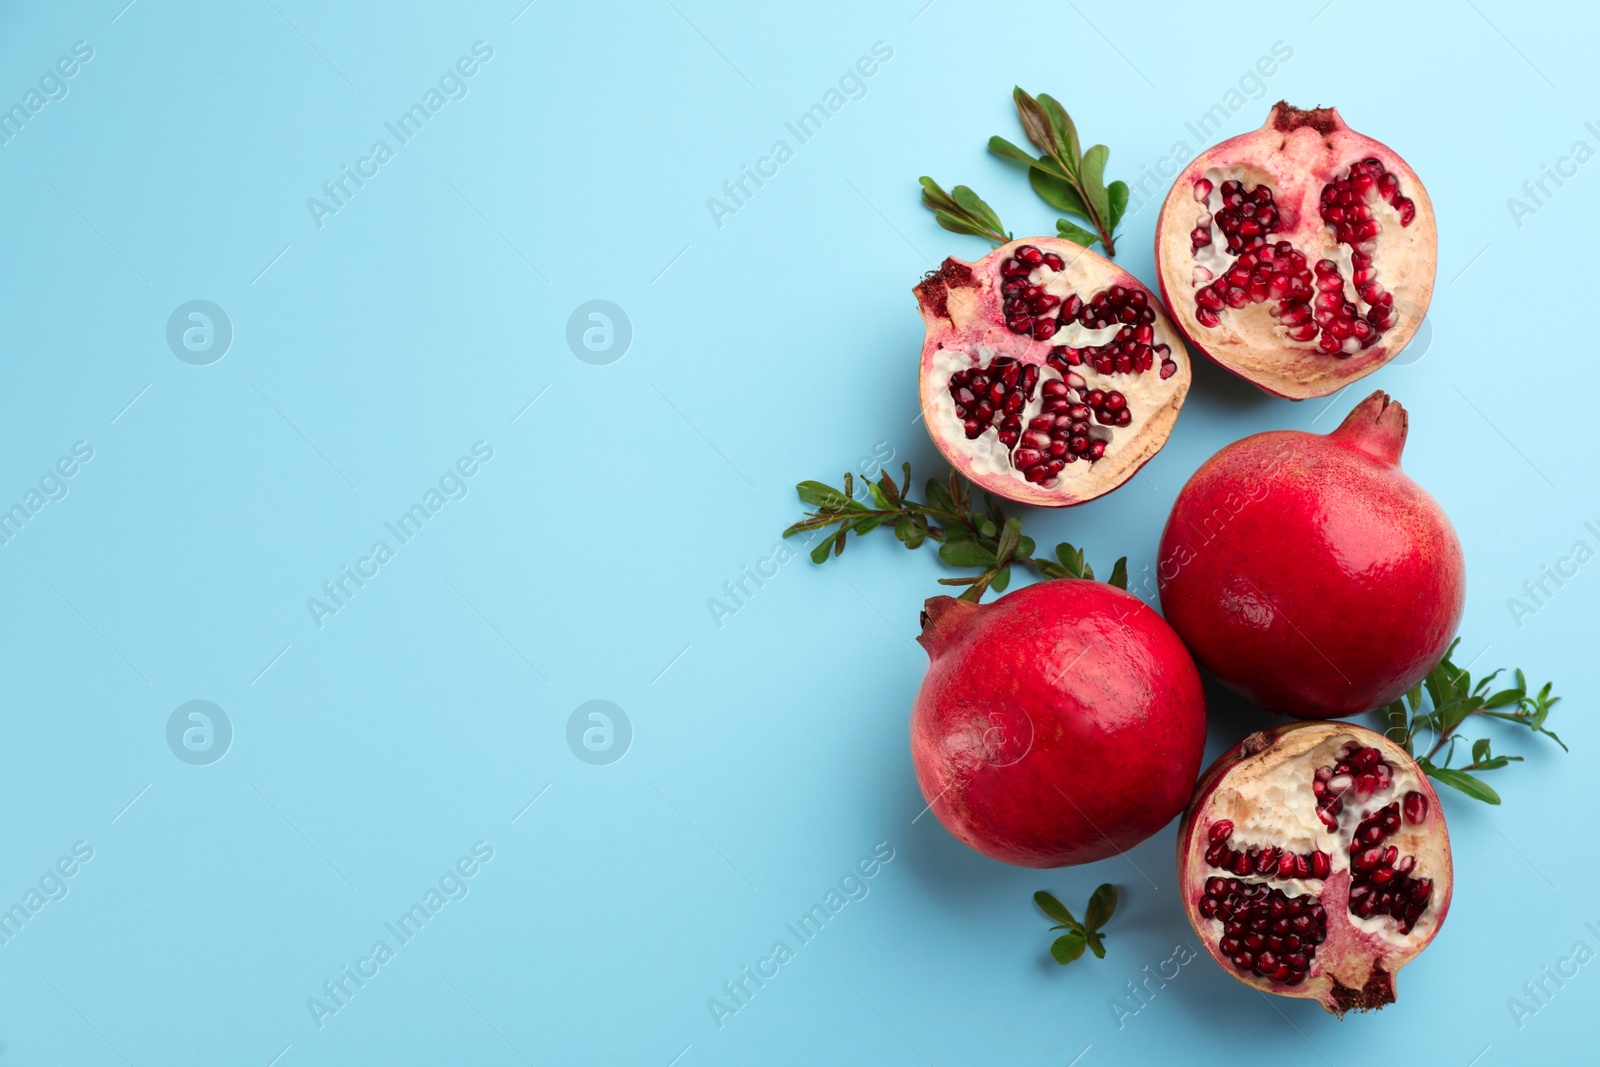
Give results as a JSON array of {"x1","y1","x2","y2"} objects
[
  {"x1": 910, "y1": 579, "x2": 1207, "y2": 867},
  {"x1": 1154, "y1": 103, "x2": 1436, "y2": 399},
  {"x1": 915, "y1": 237, "x2": 1190, "y2": 507},
  {"x1": 1158, "y1": 391, "x2": 1463, "y2": 719},
  {"x1": 1178, "y1": 722, "x2": 1452, "y2": 1014}
]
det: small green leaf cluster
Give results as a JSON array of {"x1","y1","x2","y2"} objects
[
  {"x1": 1035, "y1": 885, "x2": 1118, "y2": 965},
  {"x1": 919, "y1": 88, "x2": 1128, "y2": 255},
  {"x1": 1384, "y1": 639, "x2": 1566, "y2": 805},
  {"x1": 990, "y1": 88, "x2": 1129, "y2": 255},
  {"x1": 784, "y1": 463, "x2": 1126, "y2": 603}
]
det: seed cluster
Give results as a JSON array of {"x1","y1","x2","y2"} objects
[
  {"x1": 1205, "y1": 821, "x2": 1331, "y2": 881},
  {"x1": 1189, "y1": 163, "x2": 1413, "y2": 357},
  {"x1": 948, "y1": 356, "x2": 1038, "y2": 445},
  {"x1": 1347, "y1": 794, "x2": 1433, "y2": 933},
  {"x1": 1199, "y1": 876, "x2": 1327, "y2": 986},
  {"x1": 946, "y1": 245, "x2": 1181, "y2": 488},
  {"x1": 1196, "y1": 742, "x2": 1437, "y2": 986}
]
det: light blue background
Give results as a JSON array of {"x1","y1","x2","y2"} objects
[{"x1": 0, "y1": 1, "x2": 1594, "y2": 1063}]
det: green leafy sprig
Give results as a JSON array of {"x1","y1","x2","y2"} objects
[
  {"x1": 782, "y1": 462, "x2": 1126, "y2": 602},
  {"x1": 989, "y1": 88, "x2": 1128, "y2": 255},
  {"x1": 918, "y1": 178, "x2": 1011, "y2": 248},
  {"x1": 1383, "y1": 639, "x2": 1566, "y2": 805},
  {"x1": 1035, "y1": 885, "x2": 1118, "y2": 965}
]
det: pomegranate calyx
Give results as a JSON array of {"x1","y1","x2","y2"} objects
[
  {"x1": 917, "y1": 596, "x2": 982, "y2": 659},
  {"x1": 1267, "y1": 101, "x2": 1344, "y2": 137},
  {"x1": 1331, "y1": 390, "x2": 1408, "y2": 467},
  {"x1": 1329, "y1": 966, "x2": 1395, "y2": 1015}
]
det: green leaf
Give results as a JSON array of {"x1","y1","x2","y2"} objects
[
  {"x1": 1055, "y1": 542, "x2": 1085, "y2": 577},
  {"x1": 1471, "y1": 737, "x2": 1491, "y2": 764},
  {"x1": 1035, "y1": 560, "x2": 1070, "y2": 580},
  {"x1": 990, "y1": 565, "x2": 1011, "y2": 594},
  {"x1": 1012, "y1": 87, "x2": 1058, "y2": 157},
  {"x1": 1087, "y1": 933, "x2": 1106, "y2": 959},
  {"x1": 951, "y1": 185, "x2": 1003, "y2": 234},
  {"x1": 918, "y1": 176, "x2": 957, "y2": 213},
  {"x1": 939, "y1": 541, "x2": 997, "y2": 568},
  {"x1": 894, "y1": 516, "x2": 914, "y2": 542},
  {"x1": 809, "y1": 531, "x2": 840, "y2": 564},
  {"x1": 1036, "y1": 93, "x2": 1082, "y2": 167},
  {"x1": 1016, "y1": 535, "x2": 1036, "y2": 560},
  {"x1": 995, "y1": 517, "x2": 1023, "y2": 565},
  {"x1": 1107, "y1": 180, "x2": 1130, "y2": 232},
  {"x1": 1034, "y1": 890, "x2": 1079, "y2": 929},
  {"x1": 988, "y1": 135, "x2": 1039, "y2": 167},
  {"x1": 934, "y1": 210, "x2": 996, "y2": 241},
  {"x1": 1426, "y1": 766, "x2": 1502, "y2": 805},
  {"x1": 1050, "y1": 931, "x2": 1087, "y2": 965},
  {"x1": 976, "y1": 516, "x2": 997, "y2": 539},
  {"x1": 925, "y1": 478, "x2": 955, "y2": 515},
  {"x1": 1107, "y1": 558, "x2": 1128, "y2": 591},
  {"x1": 877, "y1": 469, "x2": 900, "y2": 504},
  {"x1": 1079, "y1": 145, "x2": 1111, "y2": 232},
  {"x1": 851, "y1": 515, "x2": 883, "y2": 535},
  {"x1": 1055, "y1": 218, "x2": 1100, "y2": 248},
  {"x1": 796, "y1": 481, "x2": 850, "y2": 510},
  {"x1": 1084, "y1": 884, "x2": 1117, "y2": 932},
  {"x1": 1029, "y1": 169, "x2": 1090, "y2": 217}
]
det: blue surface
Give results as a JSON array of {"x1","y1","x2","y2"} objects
[{"x1": 0, "y1": 1, "x2": 1595, "y2": 1064}]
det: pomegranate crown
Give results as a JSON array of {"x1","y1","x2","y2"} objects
[{"x1": 1331, "y1": 390, "x2": 1408, "y2": 466}]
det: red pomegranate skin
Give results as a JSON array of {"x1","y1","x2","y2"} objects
[
  {"x1": 910, "y1": 580, "x2": 1207, "y2": 867},
  {"x1": 1158, "y1": 392, "x2": 1464, "y2": 719}
]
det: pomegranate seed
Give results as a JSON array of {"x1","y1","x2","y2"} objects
[
  {"x1": 1210, "y1": 821, "x2": 1234, "y2": 842},
  {"x1": 1402, "y1": 791, "x2": 1427, "y2": 825}
]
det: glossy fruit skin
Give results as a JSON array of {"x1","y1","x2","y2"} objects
[
  {"x1": 910, "y1": 580, "x2": 1207, "y2": 867},
  {"x1": 1157, "y1": 392, "x2": 1464, "y2": 718}
]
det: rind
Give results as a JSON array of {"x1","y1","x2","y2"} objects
[
  {"x1": 1156, "y1": 399, "x2": 1465, "y2": 718},
  {"x1": 915, "y1": 236, "x2": 1191, "y2": 507},
  {"x1": 1153, "y1": 103, "x2": 1437, "y2": 400},
  {"x1": 911, "y1": 580, "x2": 1208, "y2": 867}
]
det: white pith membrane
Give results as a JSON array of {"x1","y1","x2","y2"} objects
[
  {"x1": 1154, "y1": 106, "x2": 1437, "y2": 401},
  {"x1": 1182, "y1": 725, "x2": 1452, "y2": 1014},
  {"x1": 916, "y1": 238, "x2": 1190, "y2": 508}
]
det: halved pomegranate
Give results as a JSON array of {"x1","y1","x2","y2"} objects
[
  {"x1": 915, "y1": 237, "x2": 1190, "y2": 507},
  {"x1": 1154, "y1": 103, "x2": 1437, "y2": 399},
  {"x1": 1178, "y1": 722, "x2": 1452, "y2": 1014}
]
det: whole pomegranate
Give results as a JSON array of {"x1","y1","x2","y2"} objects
[
  {"x1": 910, "y1": 579, "x2": 1207, "y2": 867},
  {"x1": 1154, "y1": 103, "x2": 1437, "y2": 399},
  {"x1": 1178, "y1": 722, "x2": 1452, "y2": 1014},
  {"x1": 915, "y1": 237, "x2": 1191, "y2": 507},
  {"x1": 1158, "y1": 391, "x2": 1464, "y2": 719}
]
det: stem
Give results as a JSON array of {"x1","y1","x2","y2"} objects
[{"x1": 1097, "y1": 221, "x2": 1116, "y2": 257}]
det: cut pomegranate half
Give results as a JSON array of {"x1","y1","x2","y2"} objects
[
  {"x1": 1178, "y1": 723, "x2": 1452, "y2": 1014},
  {"x1": 1154, "y1": 103, "x2": 1437, "y2": 399},
  {"x1": 915, "y1": 237, "x2": 1190, "y2": 507}
]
